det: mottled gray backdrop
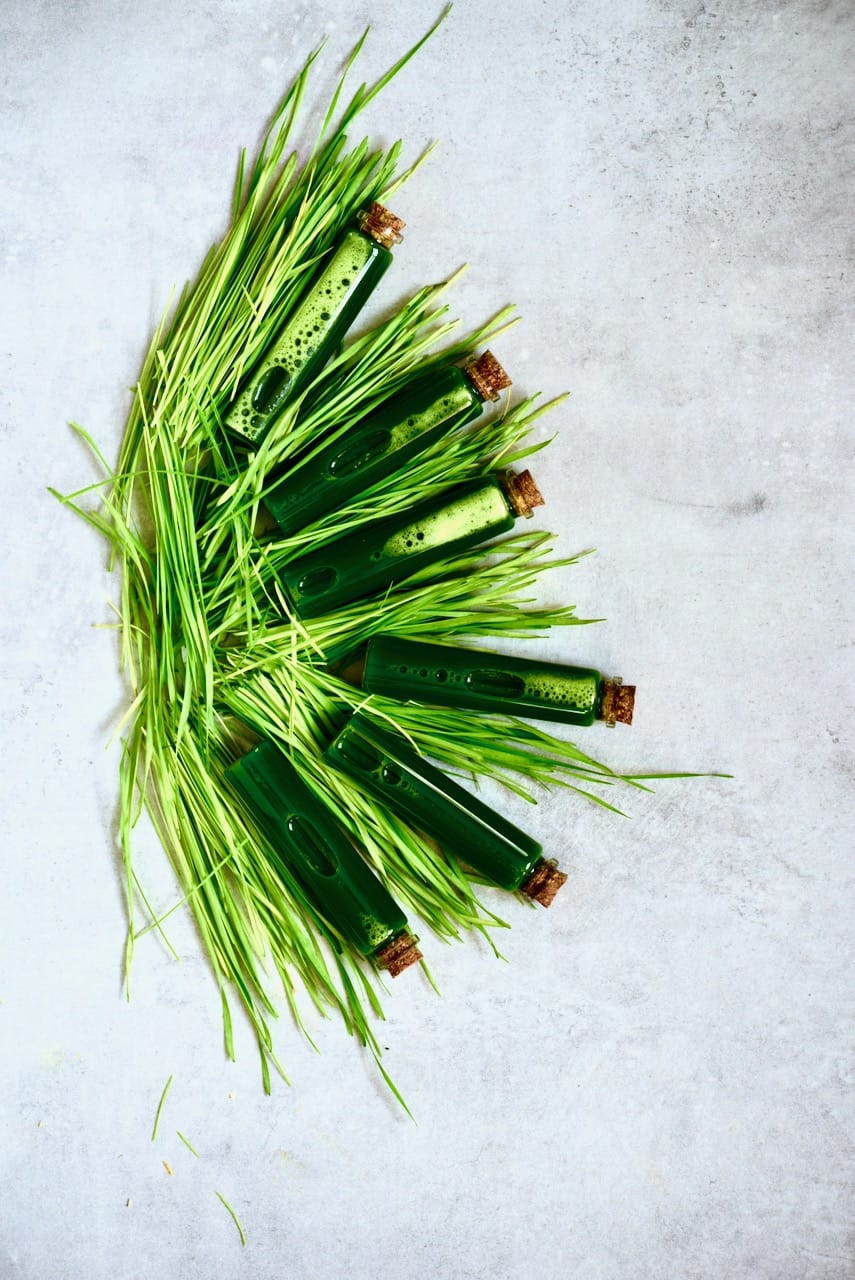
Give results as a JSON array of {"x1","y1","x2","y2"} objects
[{"x1": 1, "y1": 1, "x2": 852, "y2": 1277}]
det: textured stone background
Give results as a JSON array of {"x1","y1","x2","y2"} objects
[{"x1": 1, "y1": 2, "x2": 852, "y2": 1276}]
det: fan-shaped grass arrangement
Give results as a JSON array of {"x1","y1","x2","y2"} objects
[{"x1": 55, "y1": 17, "x2": 690, "y2": 1097}]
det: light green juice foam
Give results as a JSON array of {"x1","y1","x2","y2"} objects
[
  {"x1": 227, "y1": 230, "x2": 375, "y2": 438},
  {"x1": 519, "y1": 673, "x2": 597, "y2": 713},
  {"x1": 381, "y1": 484, "x2": 508, "y2": 558},
  {"x1": 384, "y1": 382, "x2": 473, "y2": 452}
]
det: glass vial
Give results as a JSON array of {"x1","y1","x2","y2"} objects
[
  {"x1": 325, "y1": 712, "x2": 567, "y2": 906},
  {"x1": 279, "y1": 468, "x2": 544, "y2": 620},
  {"x1": 360, "y1": 634, "x2": 636, "y2": 726},
  {"x1": 224, "y1": 202, "x2": 405, "y2": 447},
  {"x1": 264, "y1": 350, "x2": 511, "y2": 534},
  {"x1": 226, "y1": 739, "x2": 421, "y2": 975}
]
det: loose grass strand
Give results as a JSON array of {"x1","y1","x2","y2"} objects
[
  {"x1": 176, "y1": 1130, "x2": 201, "y2": 1158},
  {"x1": 151, "y1": 1074, "x2": 173, "y2": 1142},
  {"x1": 215, "y1": 1191, "x2": 247, "y2": 1247}
]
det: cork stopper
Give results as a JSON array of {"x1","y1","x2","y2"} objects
[
  {"x1": 357, "y1": 202, "x2": 405, "y2": 250},
  {"x1": 374, "y1": 930, "x2": 422, "y2": 978},
  {"x1": 464, "y1": 350, "x2": 512, "y2": 402},
  {"x1": 501, "y1": 469, "x2": 545, "y2": 519},
  {"x1": 334, "y1": 649, "x2": 366, "y2": 691},
  {"x1": 520, "y1": 859, "x2": 568, "y2": 908},
  {"x1": 599, "y1": 678, "x2": 636, "y2": 726}
]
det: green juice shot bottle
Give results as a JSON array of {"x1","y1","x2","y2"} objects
[
  {"x1": 279, "y1": 468, "x2": 544, "y2": 619},
  {"x1": 263, "y1": 351, "x2": 512, "y2": 534},
  {"x1": 358, "y1": 635, "x2": 636, "y2": 727},
  {"x1": 325, "y1": 713, "x2": 567, "y2": 907},
  {"x1": 224, "y1": 202, "x2": 405, "y2": 447},
  {"x1": 226, "y1": 739, "x2": 422, "y2": 976}
]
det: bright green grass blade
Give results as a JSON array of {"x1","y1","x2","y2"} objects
[
  {"x1": 176, "y1": 1130, "x2": 200, "y2": 1158},
  {"x1": 151, "y1": 1074, "x2": 173, "y2": 1142},
  {"x1": 215, "y1": 1191, "x2": 247, "y2": 1247}
]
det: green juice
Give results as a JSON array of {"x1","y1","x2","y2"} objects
[
  {"x1": 263, "y1": 361, "x2": 493, "y2": 534},
  {"x1": 325, "y1": 713, "x2": 566, "y2": 904},
  {"x1": 224, "y1": 205, "x2": 403, "y2": 447},
  {"x1": 226, "y1": 739, "x2": 421, "y2": 974},
  {"x1": 279, "y1": 469, "x2": 542, "y2": 620},
  {"x1": 361, "y1": 635, "x2": 635, "y2": 726}
]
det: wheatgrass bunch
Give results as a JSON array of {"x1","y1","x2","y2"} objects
[{"x1": 55, "y1": 18, "x2": 674, "y2": 1095}]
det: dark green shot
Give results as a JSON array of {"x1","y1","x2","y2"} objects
[
  {"x1": 226, "y1": 739, "x2": 422, "y2": 975},
  {"x1": 325, "y1": 712, "x2": 567, "y2": 906}
]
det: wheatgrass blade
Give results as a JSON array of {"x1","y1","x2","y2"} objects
[
  {"x1": 151, "y1": 1074, "x2": 173, "y2": 1142},
  {"x1": 214, "y1": 1191, "x2": 247, "y2": 1247}
]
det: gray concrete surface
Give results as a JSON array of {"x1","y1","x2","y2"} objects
[{"x1": 1, "y1": 2, "x2": 852, "y2": 1276}]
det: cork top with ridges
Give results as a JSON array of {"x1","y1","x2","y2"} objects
[
  {"x1": 599, "y1": 678, "x2": 636, "y2": 726},
  {"x1": 357, "y1": 202, "x2": 406, "y2": 249},
  {"x1": 502, "y1": 469, "x2": 545, "y2": 518},
  {"x1": 521, "y1": 860, "x2": 568, "y2": 908},
  {"x1": 374, "y1": 930, "x2": 422, "y2": 977},
  {"x1": 464, "y1": 350, "x2": 513, "y2": 402}
]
